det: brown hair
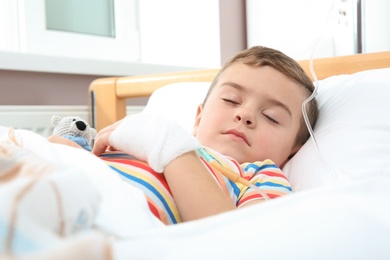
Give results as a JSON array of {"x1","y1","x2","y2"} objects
[{"x1": 203, "y1": 46, "x2": 319, "y2": 146}]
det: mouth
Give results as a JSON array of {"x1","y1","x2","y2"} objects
[{"x1": 224, "y1": 129, "x2": 250, "y2": 146}]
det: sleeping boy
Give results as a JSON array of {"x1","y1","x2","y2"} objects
[{"x1": 49, "y1": 46, "x2": 318, "y2": 225}]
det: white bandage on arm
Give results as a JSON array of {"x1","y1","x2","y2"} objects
[{"x1": 109, "y1": 113, "x2": 202, "y2": 172}]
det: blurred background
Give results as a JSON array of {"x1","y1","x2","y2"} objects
[{"x1": 0, "y1": 0, "x2": 388, "y2": 105}]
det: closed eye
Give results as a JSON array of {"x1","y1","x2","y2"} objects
[
  {"x1": 264, "y1": 114, "x2": 278, "y2": 124},
  {"x1": 222, "y1": 98, "x2": 239, "y2": 105}
]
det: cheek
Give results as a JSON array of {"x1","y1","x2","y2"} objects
[
  {"x1": 197, "y1": 114, "x2": 215, "y2": 136},
  {"x1": 195, "y1": 107, "x2": 223, "y2": 140},
  {"x1": 252, "y1": 130, "x2": 293, "y2": 165},
  {"x1": 199, "y1": 103, "x2": 222, "y2": 125}
]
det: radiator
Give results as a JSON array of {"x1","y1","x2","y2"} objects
[{"x1": 0, "y1": 105, "x2": 144, "y2": 137}]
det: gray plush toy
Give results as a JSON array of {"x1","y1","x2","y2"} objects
[{"x1": 51, "y1": 116, "x2": 97, "y2": 151}]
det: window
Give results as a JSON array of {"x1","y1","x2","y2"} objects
[
  {"x1": 7, "y1": 0, "x2": 139, "y2": 62},
  {"x1": 45, "y1": 0, "x2": 116, "y2": 38}
]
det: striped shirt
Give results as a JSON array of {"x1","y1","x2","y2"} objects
[{"x1": 100, "y1": 148, "x2": 292, "y2": 225}]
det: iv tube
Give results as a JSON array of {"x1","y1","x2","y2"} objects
[
  {"x1": 302, "y1": 2, "x2": 338, "y2": 177},
  {"x1": 197, "y1": 148, "x2": 270, "y2": 201}
]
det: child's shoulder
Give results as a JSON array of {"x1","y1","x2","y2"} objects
[{"x1": 203, "y1": 147, "x2": 281, "y2": 172}]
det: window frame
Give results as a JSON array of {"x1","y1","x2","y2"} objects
[{"x1": 16, "y1": 0, "x2": 139, "y2": 62}]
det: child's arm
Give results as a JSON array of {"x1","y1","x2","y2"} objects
[
  {"x1": 48, "y1": 135, "x2": 84, "y2": 149},
  {"x1": 164, "y1": 151, "x2": 236, "y2": 221},
  {"x1": 93, "y1": 114, "x2": 237, "y2": 221}
]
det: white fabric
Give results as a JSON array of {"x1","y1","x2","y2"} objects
[
  {"x1": 283, "y1": 68, "x2": 390, "y2": 191},
  {"x1": 109, "y1": 113, "x2": 202, "y2": 172},
  {"x1": 0, "y1": 126, "x2": 163, "y2": 256},
  {"x1": 143, "y1": 82, "x2": 210, "y2": 132},
  {"x1": 114, "y1": 177, "x2": 390, "y2": 259},
  {"x1": 0, "y1": 132, "x2": 100, "y2": 254}
]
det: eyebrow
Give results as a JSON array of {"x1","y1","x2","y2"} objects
[{"x1": 220, "y1": 81, "x2": 293, "y2": 117}]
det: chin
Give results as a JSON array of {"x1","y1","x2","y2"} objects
[
  {"x1": 205, "y1": 143, "x2": 248, "y2": 163},
  {"x1": 218, "y1": 149, "x2": 246, "y2": 163}
]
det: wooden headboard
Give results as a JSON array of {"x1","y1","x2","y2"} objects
[{"x1": 89, "y1": 51, "x2": 390, "y2": 131}]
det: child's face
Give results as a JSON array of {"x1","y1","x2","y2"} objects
[{"x1": 193, "y1": 63, "x2": 307, "y2": 167}]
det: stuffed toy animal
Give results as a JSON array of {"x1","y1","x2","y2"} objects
[{"x1": 51, "y1": 116, "x2": 97, "y2": 151}]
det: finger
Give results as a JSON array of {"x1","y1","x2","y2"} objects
[
  {"x1": 94, "y1": 120, "x2": 122, "y2": 142},
  {"x1": 107, "y1": 146, "x2": 118, "y2": 151},
  {"x1": 92, "y1": 131, "x2": 112, "y2": 156},
  {"x1": 98, "y1": 120, "x2": 122, "y2": 135}
]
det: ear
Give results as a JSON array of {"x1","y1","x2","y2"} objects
[
  {"x1": 192, "y1": 104, "x2": 204, "y2": 136},
  {"x1": 90, "y1": 128, "x2": 97, "y2": 139},
  {"x1": 51, "y1": 116, "x2": 62, "y2": 126}
]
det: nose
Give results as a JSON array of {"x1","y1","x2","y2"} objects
[
  {"x1": 235, "y1": 109, "x2": 255, "y2": 128},
  {"x1": 75, "y1": 121, "x2": 87, "y2": 131}
]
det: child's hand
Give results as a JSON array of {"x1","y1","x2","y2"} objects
[
  {"x1": 95, "y1": 113, "x2": 201, "y2": 173},
  {"x1": 92, "y1": 120, "x2": 123, "y2": 156}
]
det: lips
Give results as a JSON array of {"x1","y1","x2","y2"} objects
[{"x1": 224, "y1": 129, "x2": 249, "y2": 145}]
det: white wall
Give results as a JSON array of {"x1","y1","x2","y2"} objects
[
  {"x1": 138, "y1": 0, "x2": 221, "y2": 68},
  {"x1": 246, "y1": 0, "x2": 335, "y2": 60},
  {"x1": 365, "y1": 0, "x2": 390, "y2": 53},
  {"x1": 246, "y1": 0, "x2": 390, "y2": 60},
  {"x1": 0, "y1": 1, "x2": 19, "y2": 52}
]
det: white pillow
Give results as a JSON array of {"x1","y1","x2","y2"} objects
[
  {"x1": 143, "y1": 82, "x2": 210, "y2": 132},
  {"x1": 144, "y1": 68, "x2": 390, "y2": 191},
  {"x1": 283, "y1": 68, "x2": 390, "y2": 191}
]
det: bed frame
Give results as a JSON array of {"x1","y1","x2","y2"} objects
[{"x1": 89, "y1": 51, "x2": 390, "y2": 131}]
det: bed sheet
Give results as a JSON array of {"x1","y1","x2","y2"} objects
[{"x1": 115, "y1": 177, "x2": 390, "y2": 259}]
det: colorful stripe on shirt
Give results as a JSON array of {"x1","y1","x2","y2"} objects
[
  {"x1": 100, "y1": 149, "x2": 292, "y2": 224},
  {"x1": 100, "y1": 152, "x2": 181, "y2": 225}
]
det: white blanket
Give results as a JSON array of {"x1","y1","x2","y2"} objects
[
  {"x1": 1, "y1": 126, "x2": 390, "y2": 259},
  {"x1": 0, "y1": 127, "x2": 163, "y2": 258}
]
